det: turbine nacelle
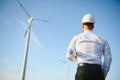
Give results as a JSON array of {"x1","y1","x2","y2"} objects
[{"x1": 27, "y1": 18, "x2": 33, "y2": 23}]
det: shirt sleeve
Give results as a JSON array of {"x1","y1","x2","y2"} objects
[
  {"x1": 103, "y1": 40, "x2": 112, "y2": 77},
  {"x1": 66, "y1": 36, "x2": 77, "y2": 62}
]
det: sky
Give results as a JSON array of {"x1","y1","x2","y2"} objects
[{"x1": 0, "y1": 0, "x2": 120, "y2": 80}]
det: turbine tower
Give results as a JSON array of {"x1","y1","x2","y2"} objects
[
  {"x1": 60, "y1": 60, "x2": 68, "y2": 80},
  {"x1": 17, "y1": 0, "x2": 48, "y2": 80}
]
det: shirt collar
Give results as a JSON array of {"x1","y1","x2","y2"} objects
[{"x1": 84, "y1": 30, "x2": 92, "y2": 32}]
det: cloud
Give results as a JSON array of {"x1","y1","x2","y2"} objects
[{"x1": 18, "y1": 20, "x2": 42, "y2": 47}]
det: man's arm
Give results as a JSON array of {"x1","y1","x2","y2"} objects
[
  {"x1": 66, "y1": 36, "x2": 77, "y2": 62},
  {"x1": 103, "y1": 40, "x2": 112, "y2": 77}
]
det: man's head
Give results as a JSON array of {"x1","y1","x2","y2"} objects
[{"x1": 81, "y1": 14, "x2": 95, "y2": 32}]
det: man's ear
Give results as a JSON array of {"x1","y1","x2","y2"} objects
[{"x1": 82, "y1": 24, "x2": 84, "y2": 32}]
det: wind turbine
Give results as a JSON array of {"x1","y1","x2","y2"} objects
[
  {"x1": 17, "y1": 0, "x2": 48, "y2": 80},
  {"x1": 60, "y1": 60, "x2": 69, "y2": 80}
]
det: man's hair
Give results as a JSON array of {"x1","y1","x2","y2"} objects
[
  {"x1": 83, "y1": 22, "x2": 94, "y2": 30},
  {"x1": 83, "y1": 23, "x2": 94, "y2": 27}
]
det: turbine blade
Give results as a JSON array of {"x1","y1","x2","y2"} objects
[
  {"x1": 17, "y1": 0, "x2": 31, "y2": 18},
  {"x1": 24, "y1": 26, "x2": 30, "y2": 37},
  {"x1": 33, "y1": 19, "x2": 49, "y2": 22},
  {"x1": 24, "y1": 30, "x2": 28, "y2": 37}
]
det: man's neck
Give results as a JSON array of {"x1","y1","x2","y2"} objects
[{"x1": 83, "y1": 30, "x2": 92, "y2": 32}]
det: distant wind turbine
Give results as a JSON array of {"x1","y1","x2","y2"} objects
[
  {"x1": 59, "y1": 60, "x2": 69, "y2": 80},
  {"x1": 17, "y1": 0, "x2": 49, "y2": 80}
]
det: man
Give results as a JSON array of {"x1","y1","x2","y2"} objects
[{"x1": 66, "y1": 14, "x2": 112, "y2": 80}]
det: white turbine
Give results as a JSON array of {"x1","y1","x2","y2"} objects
[
  {"x1": 17, "y1": 0, "x2": 49, "y2": 80},
  {"x1": 60, "y1": 60, "x2": 69, "y2": 80}
]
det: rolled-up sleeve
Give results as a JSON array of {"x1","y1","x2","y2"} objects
[
  {"x1": 67, "y1": 36, "x2": 77, "y2": 62},
  {"x1": 103, "y1": 40, "x2": 112, "y2": 77}
]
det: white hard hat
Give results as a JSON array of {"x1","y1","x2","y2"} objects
[{"x1": 82, "y1": 14, "x2": 95, "y2": 23}]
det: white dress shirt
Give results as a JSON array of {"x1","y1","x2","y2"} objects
[{"x1": 67, "y1": 30, "x2": 112, "y2": 77}]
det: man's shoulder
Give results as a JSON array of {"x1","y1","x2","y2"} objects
[
  {"x1": 92, "y1": 32, "x2": 106, "y2": 41},
  {"x1": 91, "y1": 32, "x2": 108, "y2": 45},
  {"x1": 74, "y1": 32, "x2": 107, "y2": 44},
  {"x1": 71, "y1": 33, "x2": 84, "y2": 42},
  {"x1": 73, "y1": 33, "x2": 83, "y2": 38}
]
